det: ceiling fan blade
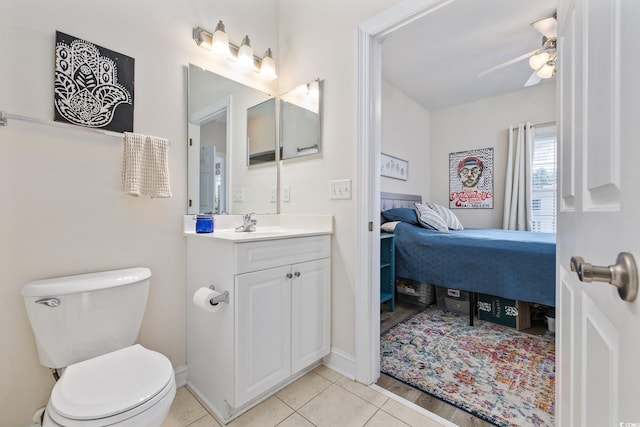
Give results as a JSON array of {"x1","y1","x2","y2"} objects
[
  {"x1": 531, "y1": 16, "x2": 557, "y2": 38},
  {"x1": 524, "y1": 70, "x2": 542, "y2": 87},
  {"x1": 478, "y1": 49, "x2": 539, "y2": 77}
]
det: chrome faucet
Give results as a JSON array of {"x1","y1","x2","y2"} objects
[{"x1": 235, "y1": 213, "x2": 257, "y2": 232}]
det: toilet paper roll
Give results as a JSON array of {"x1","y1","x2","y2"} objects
[{"x1": 193, "y1": 287, "x2": 223, "y2": 313}]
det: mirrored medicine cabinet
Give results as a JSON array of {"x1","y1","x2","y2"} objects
[
  {"x1": 279, "y1": 79, "x2": 321, "y2": 160},
  {"x1": 187, "y1": 63, "x2": 322, "y2": 216}
]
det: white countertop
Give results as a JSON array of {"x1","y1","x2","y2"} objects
[
  {"x1": 183, "y1": 214, "x2": 333, "y2": 242},
  {"x1": 184, "y1": 227, "x2": 332, "y2": 242}
]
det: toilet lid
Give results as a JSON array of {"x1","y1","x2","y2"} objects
[{"x1": 51, "y1": 344, "x2": 173, "y2": 420}]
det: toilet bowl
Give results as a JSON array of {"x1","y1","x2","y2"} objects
[
  {"x1": 43, "y1": 345, "x2": 176, "y2": 426},
  {"x1": 21, "y1": 268, "x2": 176, "y2": 427}
]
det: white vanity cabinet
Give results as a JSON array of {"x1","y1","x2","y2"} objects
[
  {"x1": 186, "y1": 233, "x2": 331, "y2": 423},
  {"x1": 235, "y1": 257, "x2": 330, "y2": 405}
]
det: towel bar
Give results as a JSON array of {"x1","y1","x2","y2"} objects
[{"x1": 0, "y1": 111, "x2": 167, "y2": 143}]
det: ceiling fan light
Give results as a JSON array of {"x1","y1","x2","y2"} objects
[
  {"x1": 531, "y1": 16, "x2": 558, "y2": 39},
  {"x1": 536, "y1": 62, "x2": 555, "y2": 79},
  {"x1": 529, "y1": 52, "x2": 550, "y2": 70}
]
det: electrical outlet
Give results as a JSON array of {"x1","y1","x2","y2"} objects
[
  {"x1": 282, "y1": 185, "x2": 290, "y2": 202},
  {"x1": 330, "y1": 179, "x2": 351, "y2": 200},
  {"x1": 232, "y1": 188, "x2": 245, "y2": 202},
  {"x1": 270, "y1": 186, "x2": 277, "y2": 203}
]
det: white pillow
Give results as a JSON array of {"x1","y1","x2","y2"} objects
[
  {"x1": 425, "y1": 202, "x2": 464, "y2": 230},
  {"x1": 414, "y1": 203, "x2": 449, "y2": 232},
  {"x1": 381, "y1": 221, "x2": 400, "y2": 233}
]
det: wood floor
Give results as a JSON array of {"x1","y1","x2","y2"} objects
[
  {"x1": 378, "y1": 299, "x2": 548, "y2": 427},
  {"x1": 376, "y1": 373, "x2": 494, "y2": 427}
]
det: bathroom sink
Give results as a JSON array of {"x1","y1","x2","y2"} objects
[{"x1": 201, "y1": 227, "x2": 318, "y2": 241}]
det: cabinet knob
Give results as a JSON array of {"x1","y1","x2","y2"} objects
[
  {"x1": 286, "y1": 273, "x2": 293, "y2": 279},
  {"x1": 294, "y1": 271, "x2": 301, "y2": 277}
]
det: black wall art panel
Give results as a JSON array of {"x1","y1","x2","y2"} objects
[{"x1": 54, "y1": 31, "x2": 134, "y2": 133}]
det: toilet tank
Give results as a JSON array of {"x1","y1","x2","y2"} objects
[{"x1": 21, "y1": 268, "x2": 151, "y2": 369}]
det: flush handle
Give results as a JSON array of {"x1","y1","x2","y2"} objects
[
  {"x1": 570, "y1": 252, "x2": 638, "y2": 302},
  {"x1": 35, "y1": 298, "x2": 60, "y2": 307}
]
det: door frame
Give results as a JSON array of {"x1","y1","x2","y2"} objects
[
  {"x1": 355, "y1": 0, "x2": 456, "y2": 384},
  {"x1": 188, "y1": 95, "x2": 231, "y2": 215}
]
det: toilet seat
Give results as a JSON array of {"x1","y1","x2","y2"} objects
[{"x1": 46, "y1": 344, "x2": 175, "y2": 426}]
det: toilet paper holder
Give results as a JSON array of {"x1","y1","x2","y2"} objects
[{"x1": 208, "y1": 285, "x2": 229, "y2": 305}]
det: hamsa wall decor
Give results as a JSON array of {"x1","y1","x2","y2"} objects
[{"x1": 54, "y1": 31, "x2": 134, "y2": 133}]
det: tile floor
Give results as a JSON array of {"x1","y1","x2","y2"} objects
[{"x1": 161, "y1": 365, "x2": 453, "y2": 427}]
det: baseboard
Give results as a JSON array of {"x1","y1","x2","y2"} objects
[
  {"x1": 174, "y1": 365, "x2": 188, "y2": 387},
  {"x1": 322, "y1": 347, "x2": 356, "y2": 380}
]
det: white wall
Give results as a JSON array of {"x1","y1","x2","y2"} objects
[
  {"x1": 201, "y1": 121, "x2": 226, "y2": 153},
  {"x1": 277, "y1": 0, "x2": 400, "y2": 365},
  {"x1": 0, "y1": 0, "x2": 278, "y2": 424},
  {"x1": 381, "y1": 79, "x2": 431, "y2": 200},
  {"x1": 430, "y1": 83, "x2": 556, "y2": 228}
]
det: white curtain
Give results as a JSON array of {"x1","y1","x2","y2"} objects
[{"x1": 503, "y1": 122, "x2": 534, "y2": 230}]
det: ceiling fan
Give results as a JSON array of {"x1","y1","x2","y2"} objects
[{"x1": 478, "y1": 13, "x2": 557, "y2": 87}]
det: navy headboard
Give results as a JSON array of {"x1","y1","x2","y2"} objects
[{"x1": 380, "y1": 192, "x2": 422, "y2": 211}]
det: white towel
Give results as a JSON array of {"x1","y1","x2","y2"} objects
[{"x1": 122, "y1": 132, "x2": 172, "y2": 198}]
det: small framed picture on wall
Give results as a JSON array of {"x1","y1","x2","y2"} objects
[{"x1": 381, "y1": 153, "x2": 408, "y2": 181}]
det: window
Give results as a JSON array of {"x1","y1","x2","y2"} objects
[{"x1": 531, "y1": 125, "x2": 557, "y2": 233}]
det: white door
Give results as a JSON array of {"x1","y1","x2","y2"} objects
[
  {"x1": 556, "y1": 0, "x2": 640, "y2": 425},
  {"x1": 214, "y1": 154, "x2": 226, "y2": 214},
  {"x1": 291, "y1": 258, "x2": 331, "y2": 373},
  {"x1": 235, "y1": 266, "x2": 291, "y2": 406},
  {"x1": 200, "y1": 145, "x2": 215, "y2": 213}
]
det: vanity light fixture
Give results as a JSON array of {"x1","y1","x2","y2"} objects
[
  {"x1": 211, "y1": 21, "x2": 231, "y2": 57},
  {"x1": 237, "y1": 36, "x2": 255, "y2": 70},
  {"x1": 307, "y1": 80, "x2": 320, "y2": 98},
  {"x1": 259, "y1": 48, "x2": 277, "y2": 80},
  {"x1": 192, "y1": 23, "x2": 277, "y2": 80}
]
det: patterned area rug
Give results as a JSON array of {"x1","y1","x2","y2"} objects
[{"x1": 380, "y1": 308, "x2": 555, "y2": 427}]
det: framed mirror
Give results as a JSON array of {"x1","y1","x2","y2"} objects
[
  {"x1": 279, "y1": 79, "x2": 322, "y2": 160},
  {"x1": 188, "y1": 64, "x2": 277, "y2": 215}
]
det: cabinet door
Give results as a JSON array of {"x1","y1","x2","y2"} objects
[
  {"x1": 235, "y1": 265, "x2": 291, "y2": 406},
  {"x1": 291, "y1": 258, "x2": 331, "y2": 373}
]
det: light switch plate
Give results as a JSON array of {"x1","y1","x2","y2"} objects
[
  {"x1": 233, "y1": 188, "x2": 245, "y2": 202},
  {"x1": 282, "y1": 185, "x2": 290, "y2": 202},
  {"x1": 270, "y1": 186, "x2": 277, "y2": 203},
  {"x1": 330, "y1": 179, "x2": 351, "y2": 200}
]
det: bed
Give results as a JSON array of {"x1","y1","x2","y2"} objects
[{"x1": 381, "y1": 192, "x2": 556, "y2": 307}]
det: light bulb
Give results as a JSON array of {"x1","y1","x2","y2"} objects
[
  {"x1": 237, "y1": 36, "x2": 255, "y2": 69},
  {"x1": 259, "y1": 48, "x2": 277, "y2": 80},
  {"x1": 211, "y1": 21, "x2": 230, "y2": 57},
  {"x1": 529, "y1": 52, "x2": 550, "y2": 70},
  {"x1": 307, "y1": 81, "x2": 319, "y2": 98},
  {"x1": 536, "y1": 62, "x2": 555, "y2": 79}
]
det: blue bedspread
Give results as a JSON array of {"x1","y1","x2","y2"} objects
[{"x1": 393, "y1": 223, "x2": 556, "y2": 306}]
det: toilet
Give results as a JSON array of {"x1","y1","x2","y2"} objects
[{"x1": 21, "y1": 268, "x2": 176, "y2": 426}]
